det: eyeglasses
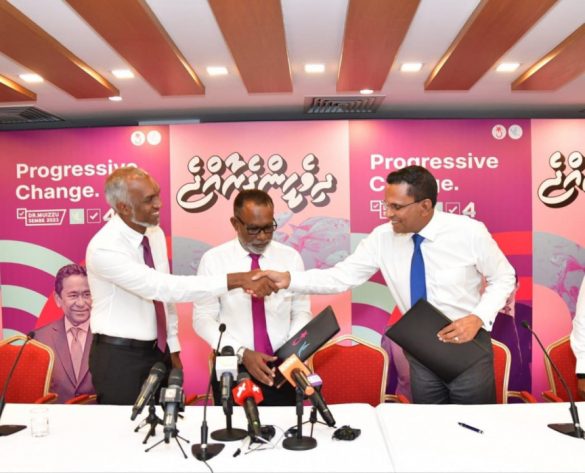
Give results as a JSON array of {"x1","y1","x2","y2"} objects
[
  {"x1": 381, "y1": 199, "x2": 424, "y2": 212},
  {"x1": 234, "y1": 215, "x2": 278, "y2": 235}
]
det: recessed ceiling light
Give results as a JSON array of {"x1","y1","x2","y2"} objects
[
  {"x1": 207, "y1": 66, "x2": 228, "y2": 76},
  {"x1": 108, "y1": 96, "x2": 123, "y2": 102},
  {"x1": 19, "y1": 73, "x2": 43, "y2": 83},
  {"x1": 304, "y1": 63, "x2": 325, "y2": 74},
  {"x1": 111, "y1": 69, "x2": 134, "y2": 79},
  {"x1": 360, "y1": 89, "x2": 374, "y2": 95},
  {"x1": 401, "y1": 62, "x2": 423, "y2": 73},
  {"x1": 496, "y1": 62, "x2": 520, "y2": 73}
]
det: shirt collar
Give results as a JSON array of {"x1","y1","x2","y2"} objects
[
  {"x1": 112, "y1": 213, "x2": 151, "y2": 249},
  {"x1": 232, "y1": 238, "x2": 273, "y2": 261},
  {"x1": 415, "y1": 209, "x2": 442, "y2": 243},
  {"x1": 64, "y1": 317, "x2": 90, "y2": 334}
]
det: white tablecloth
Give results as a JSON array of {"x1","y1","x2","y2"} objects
[
  {"x1": 0, "y1": 402, "x2": 392, "y2": 472},
  {"x1": 376, "y1": 401, "x2": 585, "y2": 472}
]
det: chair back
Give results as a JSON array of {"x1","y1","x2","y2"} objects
[
  {"x1": 309, "y1": 335, "x2": 388, "y2": 406},
  {"x1": 544, "y1": 335, "x2": 578, "y2": 402},
  {"x1": 0, "y1": 335, "x2": 55, "y2": 403},
  {"x1": 491, "y1": 339, "x2": 511, "y2": 404}
]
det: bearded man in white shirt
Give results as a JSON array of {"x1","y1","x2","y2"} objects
[
  {"x1": 86, "y1": 167, "x2": 275, "y2": 405},
  {"x1": 570, "y1": 277, "x2": 585, "y2": 400},
  {"x1": 194, "y1": 190, "x2": 312, "y2": 405},
  {"x1": 256, "y1": 165, "x2": 515, "y2": 404}
]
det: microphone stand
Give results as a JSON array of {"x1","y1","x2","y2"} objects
[
  {"x1": 0, "y1": 333, "x2": 35, "y2": 437},
  {"x1": 211, "y1": 392, "x2": 247, "y2": 441},
  {"x1": 134, "y1": 396, "x2": 163, "y2": 444},
  {"x1": 282, "y1": 386, "x2": 317, "y2": 451},
  {"x1": 523, "y1": 322, "x2": 584, "y2": 439},
  {"x1": 192, "y1": 324, "x2": 227, "y2": 461}
]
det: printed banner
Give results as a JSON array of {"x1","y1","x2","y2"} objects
[
  {"x1": 532, "y1": 119, "x2": 585, "y2": 396},
  {"x1": 169, "y1": 121, "x2": 351, "y2": 396}
]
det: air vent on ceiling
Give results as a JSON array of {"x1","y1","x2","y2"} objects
[
  {"x1": 0, "y1": 106, "x2": 63, "y2": 125},
  {"x1": 304, "y1": 95, "x2": 385, "y2": 114}
]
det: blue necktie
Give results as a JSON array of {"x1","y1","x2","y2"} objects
[{"x1": 410, "y1": 234, "x2": 427, "y2": 306}]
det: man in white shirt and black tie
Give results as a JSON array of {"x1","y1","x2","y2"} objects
[
  {"x1": 256, "y1": 165, "x2": 515, "y2": 404},
  {"x1": 86, "y1": 167, "x2": 275, "y2": 405},
  {"x1": 194, "y1": 190, "x2": 312, "y2": 405}
]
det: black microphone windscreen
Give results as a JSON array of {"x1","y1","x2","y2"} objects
[
  {"x1": 219, "y1": 323, "x2": 226, "y2": 333},
  {"x1": 521, "y1": 321, "x2": 531, "y2": 330},
  {"x1": 220, "y1": 345, "x2": 235, "y2": 356},
  {"x1": 168, "y1": 368, "x2": 183, "y2": 387},
  {"x1": 27, "y1": 331, "x2": 36, "y2": 339},
  {"x1": 236, "y1": 371, "x2": 251, "y2": 383}
]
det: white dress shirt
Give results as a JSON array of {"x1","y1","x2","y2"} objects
[
  {"x1": 194, "y1": 238, "x2": 312, "y2": 353},
  {"x1": 290, "y1": 210, "x2": 515, "y2": 329},
  {"x1": 570, "y1": 277, "x2": 585, "y2": 373},
  {"x1": 86, "y1": 214, "x2": 227, "y2": 352}
]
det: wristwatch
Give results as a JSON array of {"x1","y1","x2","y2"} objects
[{"x1": 236, "y1": 346, "x2": 246, "y2": 365}]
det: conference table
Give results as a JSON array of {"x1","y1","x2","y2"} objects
[
  {"x1": 2, "y1": 401, "x2": 585, "y2": 472},
  {"x1": 0, "y1": 403, "x2": 392, "y2": 472},
  {"x1": 376, "y1": 401, "x2": 585, "y2": 472}
]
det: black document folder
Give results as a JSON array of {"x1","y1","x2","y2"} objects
[
  {"x1": 385, "y1": 299, "x2": 490, "y2": 382},
  {"x1": 274, "y1": 305, "x2": 340, "y2": 388}
]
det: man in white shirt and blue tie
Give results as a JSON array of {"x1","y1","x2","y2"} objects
[{"x1": 256, "y1": 165, "x2": 515, "y2": 404}]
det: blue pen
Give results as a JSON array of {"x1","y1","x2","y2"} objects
[{"x1": 458, "y1": 422, "x2": 484, "y2": 434}]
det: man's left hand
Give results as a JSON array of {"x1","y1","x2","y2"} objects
[
  {"x1": 437, "y1": 314, "x2": 483, "y2": 344},
  {"x1": 170, "y1": 352, "x2": 183, "y2": 369}
]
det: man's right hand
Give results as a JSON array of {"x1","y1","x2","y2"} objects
[
  {"x1": 578, "y1": 378, "x2": 585, "y2": 401},
  {"x1": 227, "y1": 270, "x2": 278, "y2": 297},
  {"x1": 242, "y1": 349, "x2": 277, "y2": 386}
]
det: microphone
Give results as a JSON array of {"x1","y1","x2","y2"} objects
[
  {"x1": 279, "y1": 354, "x2": 336, "y2": 427},
  {"x1": 161, "y1": 368, "x2": 185, "y2": 443},
  {"x1": 192, "y1": 323, "x2": 226, "y2": 461},
  {"x1": 522, "y1": 321, "x2": 584, "y2": 439},
  {"x1": 0, "y1": 332, "x2": 35, "y2": 436},
  {"x1": 232, "y1": 372, "x2": 264, "y2": 439},
  {"x1": 216, "y1": 345, "x2": 238, "y2": 412},
  {"x1": 130, "y1": 362, "x2": 167, "y2": 421}
]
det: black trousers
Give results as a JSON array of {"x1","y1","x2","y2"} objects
[
  {"x1": 211, "y1": 366, "x2": 296, "y2": 407},
  {"x1": 89, "y1": 337, "x2": 169, "y2": 405},
  {"x1": 406, "y1": 329, "x2": 496, "y2": 404}
]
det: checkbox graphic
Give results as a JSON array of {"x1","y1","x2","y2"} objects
[
  {"x1": 17, "y1": 208, "x2": 27, "y2": 219},
  {"x1": 445, "y1": 203, "x2": 461, "y2": 214},
  {"x1": 86, "y1": 208, "x2": 102, "y2": 224},
  {"x1": 69, "y1": 209, "x2": 85, "y2": 225}
]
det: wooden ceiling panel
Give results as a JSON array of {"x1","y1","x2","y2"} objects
[
  {"x1": 512, "y1": 23, "x2": 585, "y2": 91},
  {"x1": 337, "y1": 0, "x2": 420, "y2": 92},
  {"x1": 425, "y1": 0, "x2": 558, "y2": 91},
  {"x1": 0, "y1": 75, "x2": 36, "y2": 102},
  {"x1": 0, "y1": 1, "x2": 118, "y2": 99},
  {"x1": 66, "y1": 0, "x2": 204, "y2": 96},
  {"x1": 209, "y1": 0, "x2": 291, "y2": 93}
]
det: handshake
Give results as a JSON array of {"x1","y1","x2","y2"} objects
[{"x1": 230, "y1": 270, "x2": 292, "y2": 298}]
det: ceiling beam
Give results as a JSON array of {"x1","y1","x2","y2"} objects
[
  {"x1": 209, "y1": 0, "x2": 291, "y2": 93},
  {"x1": 425, "y1": 0, "x2": 558, "y2": 91},
  {"x1": 0, "y1": 0, "x2": 118, "y2": 99},
  {"x1": 512, "y1": 23, "x2": 585, "y2": 91},
  {"x1": 66, "y1": 0, "x2": 204, "y2": 96},
  {"x1": 337, "y1": 0, "x2": 420, "y2": 92},
  {"x1": 0, "y1": 75, "x2": 36, "y2": 102}
]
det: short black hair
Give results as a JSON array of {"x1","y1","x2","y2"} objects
[
  {"x1": 233, "y1": 189, "x2": 274, "y2": 216},
  {"x1": 386, "y1": 166, "x2": 437, "y2": 207}
]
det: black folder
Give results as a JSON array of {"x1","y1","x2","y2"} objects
[
  {"x1": 274, "y1": 305, "x2": 340, "y2": 388},
  {"x1": 385, "y1": 299, "x2": 490, "y2": 382}
]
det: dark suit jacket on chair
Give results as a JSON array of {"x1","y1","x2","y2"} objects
[{"x1": 35, "y1": 318, "x2": 95, "y2": 402}]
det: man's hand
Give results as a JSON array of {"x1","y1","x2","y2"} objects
[
  {"x1": 242, "y1": 349, "x2": 277, "y2": 386},
  {"x1": 578, "y1": 378, "x2": 585, "y2": 401},
  {"x1": 252, "y1": 270, "x2": 291, "y2": 290},
  {"x1": 170, "y1": 352, "x2": 183, "y2": 369},
  {"x1": 227, "y1": 270, "x2": 278, "y2": 297},
  {"x1": 437, "y1": 314, "x2": 483, "y2": 344}
]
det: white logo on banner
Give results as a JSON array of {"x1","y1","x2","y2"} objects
[
  {"x1": 131, "y1": 131, "x2": 146, "y2": 146},
  {"x1": 492, "y1": 124, "x2": 506, "y2": 140},
  {"x1": 508, "y1": 124, "x2": 523, "y2": 140}
]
